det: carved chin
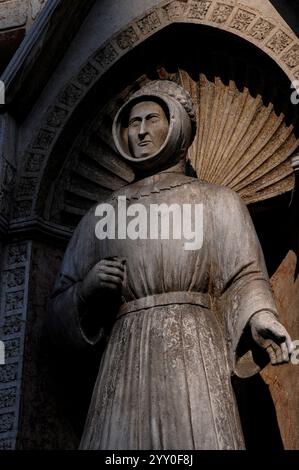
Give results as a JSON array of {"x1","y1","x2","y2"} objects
[
  {"x1": 137, "y1": 149, "x2": 153, "y2": 158},
  {"x1": 133, "y1": 145, "x2": 158, "y2": 159}
]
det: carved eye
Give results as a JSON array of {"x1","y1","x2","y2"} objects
[
  {"x1": 129, "y1": 119, "x2": 140, "y2": 128},
  {"x1": 148, "y1": 115, "x2": 160, "y2": 123}
]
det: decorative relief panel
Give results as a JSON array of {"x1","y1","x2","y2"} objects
[
  {"x1": 5, "y1": 292, "x2": 24, "y2": 313},
  {"x1": 282, "y1": 45, "x2": 299, "y2": 69},
  {"x1": 0, "y1": 438, "x2": 14, "y2": 450},
  {"x1": 162, "y1": 1, "x2": 186, "y2": 21},
  {"x1": 230, "y1": 8, "x2": 256, "y2": 32},
  {"x1": 2, "y1": 315, "x2": 23, "y2": 336},
  {"x1": 3, "y1": 338, "x2": 21, "y2": 360},
  {"x1": 7, "y1": 245, "x2": 27, "y2": 266},
  {"x1": 0, "y1": 388, "x2": 17, "y2": 411},
  {"x1": 16, "y1": 177, "x2": 38, "y2": 199},
  {"x1": 12, "y1": 201, "x2": 32, "y2": 219},
  {"x1": 0, "y1": 413, "x2": 14, "y2": 434},
  {"x1": 0, "y1": 364, "x2": 18, "y2": 384},
  {"x1": 267, "y1": 30, "x2": 292, "y2": 54},
  {"x1": 46, "y1": 107, "x2": 69, "y2": 129},
  {"x1": 210, "y1": 3, "x2": 233, "y2": 24},
  {"x1": 32, "y1": 129, "x2": 55, "y2": 151},
  {"x1": 77, "y1": 63, "x2": 99, "y2": 87},
  {"x1": 249, "y1": 18, "x2": 275, "y2": 41},
  {"x1": 58, "y1": 83, "x2": 83, "y2": 108},
  {"x1": 137, "y1": 11, "x2": 161, "y2": 35},
  {"x1": 0, "y1": 243, "x2": 31, "y2": 448},
  {"x1": 5, "y1": 269, "x2": 25, "y2": 289},
  {"x1": 187, "y1": 0, "x2": 212, "y2": 20},
  {"x1": 116, "y1": 27, "x2": 139, "y2": 50},
  {"x1": 24, "y1": 152, "x2": 45, "y2": 173},
  {"x1": 0, "y1": 159, "x2": 16, "y2": 219},
  {"x1": 94, "y1": 43, "x2": 118, "y2": 68}
]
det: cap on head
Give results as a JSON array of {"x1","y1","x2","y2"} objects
[{"x1": 112, "y1": 80, "x2": 197, "y2": 172}]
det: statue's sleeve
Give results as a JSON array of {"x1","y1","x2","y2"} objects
[
  {"x1": 48, "y1": 205, "x2": 105, "y2": 350},
  {"x1": 213, "y1": 188, "x2": 279, "y2": 378}
]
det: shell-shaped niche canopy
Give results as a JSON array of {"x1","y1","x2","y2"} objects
[
  {"x1": 48, "y1": 63, "x2": 299, "y2": 227},
  {"x1": 179, "y1": 68, "x2": 299, "y2": 204}
]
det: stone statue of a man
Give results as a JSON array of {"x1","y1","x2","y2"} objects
[{"x1": 50, "y1": 80, "x2": 293, "y2": 450}]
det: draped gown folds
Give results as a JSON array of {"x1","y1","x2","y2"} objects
[{"x1": 49, "y1": 171, "x2": 278, "y2": 450}]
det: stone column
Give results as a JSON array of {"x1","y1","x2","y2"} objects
[
  {"x1": 0, "y1": 242, "x2": 32, "y2": 449},
  {"x1": 0, "y1": 113, "x2": 27, "y2": 449}
]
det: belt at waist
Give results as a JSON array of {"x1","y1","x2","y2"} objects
[{"x1": 117, "y1": 291, "x2": 210, "y2": 320}]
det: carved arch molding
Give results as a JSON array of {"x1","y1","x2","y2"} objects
[
  {"x1": 12, "y1": 0, "x2": 299, "y2": 228},
  {"x1": 2, "y1": 0, "x2": 299, "y2": 450}
]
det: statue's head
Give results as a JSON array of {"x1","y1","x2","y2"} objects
[
  {"x1": 127, "y1": 100, "x2": 169, "y2": 160},
  {"x1": 113, "y1": 80, "x2": 197, "y2": 172}
]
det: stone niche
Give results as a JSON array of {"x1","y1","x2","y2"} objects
[{"x1": 0, "y1": 0, "x2": 299, "y2": 450}]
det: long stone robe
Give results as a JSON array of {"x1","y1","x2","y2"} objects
[{"x1": 49, "y1": 171, "x2": 278, "y2": 450}]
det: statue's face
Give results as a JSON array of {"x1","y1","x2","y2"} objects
[{"x1": 128, "y1": 101, "x2": 169, "y2": 159}]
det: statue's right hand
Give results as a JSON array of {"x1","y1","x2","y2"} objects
[{"x1": 79, "y1": 257, "x2": 125, "y2": 303}]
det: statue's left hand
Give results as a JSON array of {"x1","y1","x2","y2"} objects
[{"x1": 250, "y1": 311, "x2": 294, "y2": 365}]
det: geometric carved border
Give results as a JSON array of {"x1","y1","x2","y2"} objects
[
  {"x1": 13, "y1": 0, "x2": 299, "y2": 220},
  {"x1": 0, "y1": 242, "x2": 31, "y2": 449}
]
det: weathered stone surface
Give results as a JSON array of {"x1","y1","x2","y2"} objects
[
  {"x1": 0, "y1": 364, "x2": 18, "y2": 384},
  {"x1": 0, "y1": 412, "x2": 14, "y2": 433},
  {"x1": 49, "y1": 81, "x2": 294, "y2": 450},
  {"x1": 0, "y1": 438, "x2": 14, "y2": 450},
  {"x1": 1, "y1": 0, "x2": 299, "y2": 452},
  {"x1": 267, "y1": 29, "x2": 292, "y2": 53},
  {"x1": 30, "y1": 0, "x2": 46, "y2": 21},
  {"x1": 18, "y1": 242, "x2": 80, "y2": 449},
  {"x1": 262, "y1": 250, "x2": 299, "y2": 450},
  {"x1": 210, "y1": 3, "x2": 233, "y2": 24},
  {"x1": 0, "y1": 0, "x2": 27, "y2": 29},
  {"x1": 0, "y1": 387, "x2": 17, "y2": 410}
]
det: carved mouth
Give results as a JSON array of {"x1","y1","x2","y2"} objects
[{"x1": 138, "y1": 141, "x2": 152, "y2": 146}]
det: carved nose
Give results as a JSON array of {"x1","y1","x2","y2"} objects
[{"x1": 138, "y1": 119, "x2": 147, "y2": 138}]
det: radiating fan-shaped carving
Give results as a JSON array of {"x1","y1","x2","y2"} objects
[
  {"x1": 179, "y1": 69, "x2": 299, "y2": 204},
  {"x1": 49, "y1": 135, "x2": 135, "y2": 226},
  {"x1": 48, "y1": 67, "x2": 299, "y2": 228}
]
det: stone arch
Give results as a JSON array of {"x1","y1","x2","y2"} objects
[
  {"x1": 3, "y1": 1, "x2": 299, "y2": 450},
  {"x1": 12, "y1": 0, "x2": 299, "y2": 223}
]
